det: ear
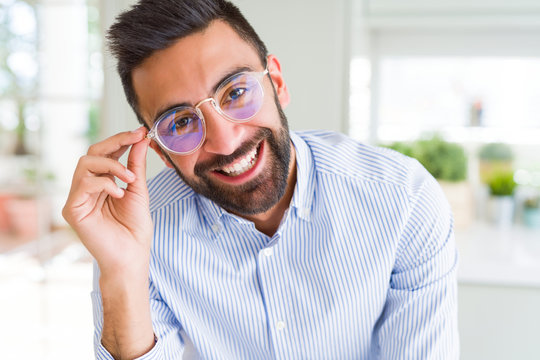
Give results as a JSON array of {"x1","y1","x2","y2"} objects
[
  {"x1": 266, "y1": 54, "x2": 290, "y2": 109},
  {"x1": 149, "y1": 140, "x2": 174, "y2": 169}
]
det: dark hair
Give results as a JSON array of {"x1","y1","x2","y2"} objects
[{"x1": 107, "y1": 0, "x2": 268, "y2": 124}]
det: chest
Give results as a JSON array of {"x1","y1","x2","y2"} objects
[{"x1": 152, "y1": 220, "x2": 396, "y2": 359}]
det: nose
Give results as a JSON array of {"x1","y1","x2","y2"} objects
[{"x1": 198, "y1": 101, "x2": 246, "y2": 155}]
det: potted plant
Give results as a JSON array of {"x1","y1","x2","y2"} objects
[
  {"x1": 386, "y1": 135, "x2": 473, "y2": 228},
  {"x1": 411, "y1": 136, "x2": 468, "y2": 182},
  {"x1": 385, "y1": 135, "x2": 468, "y2": 182},
  {"x1": 487, "y1": 170, "x2": 517, "y2": 227},
  {"x1": 478, "y1": 142, "x2": 513, "y2": 184},
  {"x1": 523, "y1": 196, "x2": 540, "y2": 229},
  {"x1": 2, "y1": 165, "x2": 54, "y2": 241}
]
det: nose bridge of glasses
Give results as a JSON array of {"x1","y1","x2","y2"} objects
[{"x1": 194, "y1": 97, "x2": 217, "y2": 113}]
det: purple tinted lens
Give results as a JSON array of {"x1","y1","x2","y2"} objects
[
  {"x1": 156, "y1": 109, "x2": 204, "y2": 153},
  {"x1": 219, "y1": 74, "x2": 264, "y2": 120}
]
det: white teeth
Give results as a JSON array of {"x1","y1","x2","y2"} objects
[{"x1": 220, "y1": 147, "x2": 259, "y2": 176}]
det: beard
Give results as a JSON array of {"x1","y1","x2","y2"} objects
[{"x1": 164, "y1": 98, "x2": 292, "y2": 216}]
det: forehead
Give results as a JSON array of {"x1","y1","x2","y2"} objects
[{"x1": 132, "y1": 20, "x2": 263, "y2": 123}]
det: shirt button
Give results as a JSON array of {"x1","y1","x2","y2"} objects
[
  {"x1": 211, "y1": 224, "x2": 221, "y2": 233},
  {"x1": 276, "y1": 321, "x2": 286, "y2": 331},
  {"x1": 263, "y1": 248, "x2": 273, "y2": 257}
]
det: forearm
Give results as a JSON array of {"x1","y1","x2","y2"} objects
[{"x1": 100, "y1": 266, "x2": 155, "y2": 360}]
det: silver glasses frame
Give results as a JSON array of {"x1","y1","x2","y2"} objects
[{"x1": 146, "y1": 68, "x2": 269, "y2": 155}]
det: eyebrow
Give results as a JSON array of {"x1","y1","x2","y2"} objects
[{"x1": 151, "y1": 65, "x2": 255, "y2": 123}]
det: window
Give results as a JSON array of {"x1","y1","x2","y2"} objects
[
  {"x1": 0, "y1": 0, "x2": 102, "y2": 236},
  {"x1": 0, "y1": 1, "x2": 101, "y2": 358},
  {"x1": 348, "y1": 3, "x2": 540, "y2": 222},
  {"x1": 377, "y1": 57, "x2": 540, "y2": 144}
]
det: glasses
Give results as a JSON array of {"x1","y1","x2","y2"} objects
[{"x1": 147, "y1": 68, "x2": 269, "y2": 155}]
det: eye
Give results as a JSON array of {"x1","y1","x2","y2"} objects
[
  {"x1": 170, "y1": 116, "x2": 192, "y2": 133},
  {"x1": 226, "y1": 87, "x2": 246, "y2": 101}
]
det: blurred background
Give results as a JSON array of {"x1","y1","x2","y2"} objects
[{"x1": 1, "y1": 0, "x2": 539, "y2": 359}]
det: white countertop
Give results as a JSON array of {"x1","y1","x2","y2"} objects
[{"x1": 456, "y1": 223, "x2": 540, "y2": 288}]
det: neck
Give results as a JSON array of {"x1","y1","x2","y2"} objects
[{"x1": 237, "y1": 143, "x2": 297, "y2": 237}]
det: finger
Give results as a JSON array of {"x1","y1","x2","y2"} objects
[
  {"x1": 126, "y1": 137, "x2": 150, "y2": 194},
  {"x1": 75, "y1": 156, "x2": 136, "y2": 184},
  {"x1": 77, "y1": 176, "x2": 124, "y2": 199},
  {"x1": 87, "y1": 127, "x2": 147, "y2": 160},
  {"x1": 64, "y1": 176, "x2": 124, "y2": 220}
]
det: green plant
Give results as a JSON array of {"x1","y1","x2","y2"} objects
[
  {"x1": 488, "y1": 171, "x2": 517, "y2": 196},
  {"x1": 385, "y1": 135, "x2": 468, "y2": 182},
  {"x1": 86, "y1": 102, "x2": 101, "y2": 143},
  {"x1": 478, "y1": 143, "x2": 514, "y2": 161},
  {"x1": 385, "y1": 142, "x2": 414, "y2": 157}
]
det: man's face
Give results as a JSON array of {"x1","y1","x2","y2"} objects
[{"x1": 132, "y1": 21, "x2": 293, "y2": 215}]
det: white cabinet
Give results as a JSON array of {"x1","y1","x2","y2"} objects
[
  {"x1": 459, "y1": 284, "x2": 540, "y2": 359},
  {"x1": 366, "y1": 0, "x2": 540, "y2": 15},
  {"x1": 363, "y1": 0, "x2": 540, "y2": 28},
  {"x1": 457, "y1": 223, "x2": 540, "y2": 359}
]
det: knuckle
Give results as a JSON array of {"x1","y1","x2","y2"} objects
[
  {"x1": 107, "y1": 158, "x2": 120, "y2": 170},
  {"x1": 77, "y1": 155, "x2": 88, "y2": 167},
  {"x1": 87, "y1": 144, "x2": 97, "y2": 155},
  {"x1": 61, "y1": 205, "x2": 71, "y2": 222}
]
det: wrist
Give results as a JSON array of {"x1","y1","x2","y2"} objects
[
  {"x1": 97, "y1": 253, "x2": 150, "y2": 280},
  {"x1": 99, "y1": 264, "x2": 149, "y2": 292},
  {"x1": 99, "y1": 265, "x2": 153, "y2": 357}
]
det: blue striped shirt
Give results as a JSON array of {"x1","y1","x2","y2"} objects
[{"x1": 92, "y1": 130, "x2": 459, "y2": 359}]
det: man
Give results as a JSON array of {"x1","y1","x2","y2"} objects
[{"x1": 63, "y1": 0, "x2": 459, "y2": 359}]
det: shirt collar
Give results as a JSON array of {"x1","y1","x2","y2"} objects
[
  {"x1": 289, "y1": 131, "x2": 315, "y2": 221},
  {"x1": 197, "y1": 194, "x2": 226, "y2": 227}
]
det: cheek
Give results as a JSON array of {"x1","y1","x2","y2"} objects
[
  {"x1": 169, "y1": 154, "x2": 197, "y2": 177},
  {"x1": 253, "y1": 97, "x2": 282, "y2": 129}
]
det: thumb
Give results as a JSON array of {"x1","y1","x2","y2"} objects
[{"x1": 126, "y1": 137, "x2": 150, "y2": 195}]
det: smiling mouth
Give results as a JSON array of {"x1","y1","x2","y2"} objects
[{"x1": 215, "y1": 143, "x2": 261, "y2": 177}]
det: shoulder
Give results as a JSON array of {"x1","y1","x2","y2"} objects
[
  {"x1": 147, "y1": 167, "x2": 196, "y2": 213},
  {"x1": 295, "y1": 130, "x2": 430, "y2": 193}
]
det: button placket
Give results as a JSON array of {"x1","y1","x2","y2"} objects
[
  {"x1": 263, "y1": 247, "x2": 273, "y2": 257},
  {"x1": 256, "y1": 244, "x2": 289, "y2": 358},
  {"x1": 211, "y1": 223, "x2": 222, "y2": 233}
]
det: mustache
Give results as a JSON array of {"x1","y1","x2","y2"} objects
[{"x1": 194, "y1": 128, "x2": 271, "y2": 176}]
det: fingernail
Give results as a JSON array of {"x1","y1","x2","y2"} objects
[
  {"x1": 131, "y1": 126, "x2": 145, "y2": 133},
  {"x1": 126, "y1": 169, "x2": 136, "y2": 179}
]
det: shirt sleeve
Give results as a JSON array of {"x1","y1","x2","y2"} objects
[
  {"x1": 90, "y1": 262, "x2": 185, "y2": 359},
  {"x1": 372, "y1": 168, "x2": 460, "y2": 359}
]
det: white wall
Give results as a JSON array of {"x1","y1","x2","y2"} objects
[
  {"x1": 99, "y1": 0, "x2": 137, "y2": 138},
  {"x1": 231, "y1": 0, "x2": 351, "y2": 133},
  {"x1": 99, "y1": 0, "x2": 163, "y2": 178}
]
